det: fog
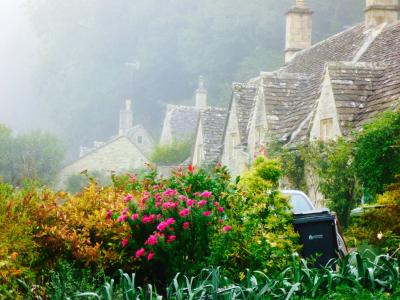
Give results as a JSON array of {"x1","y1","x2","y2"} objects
[
  {"x1": 0, "y1": 0, "x2": 364, "y2": 160},
  {"x1": 0, "y1": 0, "x2": 39, "y2": 131}
]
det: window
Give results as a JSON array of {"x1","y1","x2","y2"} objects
[
  {"x1": 320, "y1": 118, "x2": 333, "y2": 141},
  {"x1": 137, "y1": 136, "x2": 143, "y2": 144}
]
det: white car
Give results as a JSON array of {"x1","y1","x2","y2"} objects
[{"x1": 281, "y1": 190, "x2": 348, "y2": 258}]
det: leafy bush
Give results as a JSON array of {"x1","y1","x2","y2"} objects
[
  {"x1": 109, "y1": 164, "x2": 232, "y2": 285},
  {"x1": 209, "y1": 157, "x2": 300, "y2": 279},
  {"x1": 0, "y1": 182, "x2": 42, "y2": 294},
  {"x1": 346, "y1": 176, "x2": 400, "y2": 253},
  {"x1": 354, "y1": 110, "x2": 400, "y2": 198},
  {"x1": 150, "y1": 138, "x2": 192, "y2": 165}
]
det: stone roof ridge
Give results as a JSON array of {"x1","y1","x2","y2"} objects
[
  {"x1": 326, "y1": 60, "x2": 387, "y2": 70},
  {"x1": 283, "y1": 23, "x2": 364, "y2": 67},
  {"x1": 166, "y1": 104, "x2": 200, "y2": 111},
  {"x1": 352, "y1": 22, "x2": 387, "y2": 63},
  {"x1": 232, "y1": 82, "x2": 258, "y2": 91},
  {"x1": 260, "y1": 70, "x2": 309, "y2": 80}
]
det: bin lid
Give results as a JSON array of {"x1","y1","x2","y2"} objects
[{"x1": 294, "y1": 210, "x2": 335, "y2": 224}]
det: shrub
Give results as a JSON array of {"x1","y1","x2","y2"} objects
[
  {"x1": 354, "y1": 110, "x2": 400, "y2": 198},
  {"x1": 0, "y1": 182, "x2": 41, "y2": 293},
  {"x1": 346, "y1": 175, "x2": 400, "y2": 253},
  {"x1": 209, "y1": 157, "x2": 300, "y2": 279},
  {"x1": 150, "y1": 138, "x2": 192, "y2": 165},
  {"x1": 110, "y1": 164, "x2": 232, "y2": 285}
]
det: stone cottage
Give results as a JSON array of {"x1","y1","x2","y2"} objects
[
  {"x1": 160, "y1": 76, "x2": 208, "y2": 145},
  {"x1": 57, "y1": 100, "x2": 154, "y2": 187},
  {"x1": 195, "y1": 0, "x2": 400, "y2": 203}
]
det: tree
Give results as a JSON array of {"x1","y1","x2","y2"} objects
[
  {"x1": 354, "y1": 111, "x2": 400, "y2": 199},
  {"x1": 0, "y1": 125, "x2": 65, "y2": 186}
]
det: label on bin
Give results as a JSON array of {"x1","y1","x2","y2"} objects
[{"x1": 308, "y1": 234, "x2": 324, "y2": 240}]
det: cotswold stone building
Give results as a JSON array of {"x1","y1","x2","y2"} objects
[
  {"x1": 193, "y1": 0, "x2": 400, "y2": 202},
  {"x1": 160, "y1": 77, "x2": 208, "y2": 145},
  {"x1": 57, "y1": 100, "x2": 154, "y2": 187}
]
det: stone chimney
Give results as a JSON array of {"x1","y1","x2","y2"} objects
[
  {"x1": 119, "y1": 99, "x2": 133, "y2": 136},
  {"x1": 195, "y1": 76, "x2": 207, "y2": 109},
  {"x1": 285, "y1": 0, "x2": 313, "y2": 63},
  {"x1": 365, "y1": 0, "x2": 399, "y2": 27}
]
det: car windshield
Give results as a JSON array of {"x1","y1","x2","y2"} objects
[{"x1": 285, "y1": 193, "x2": 314, "y2": 214}]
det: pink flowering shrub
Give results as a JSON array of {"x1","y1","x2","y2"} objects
[{"x1": 109, "y1": 164, "x2": 233, "y2": 282}]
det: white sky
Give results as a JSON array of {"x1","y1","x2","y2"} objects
[{"x1": 0, "y1": 0, "x2": 38, "y2": 132}]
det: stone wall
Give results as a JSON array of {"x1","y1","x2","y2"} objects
[{"x1": 57, "y1": 137, "x2": 148, "y2": 188}]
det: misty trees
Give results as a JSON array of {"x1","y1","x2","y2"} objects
[
  {"x1": 27, "y1": 0, "x2": 364, "y2": 158},
  {"x1": 0, "y1": 124, "x2": 64, "y2": 186}
]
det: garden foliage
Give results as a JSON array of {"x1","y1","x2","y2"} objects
[
  {"x1": 150, "y1": 138, "x2": 193, "y2": 166},
  {"x1": 210, "y1": 157, "x2": 300, "y2": 279}
]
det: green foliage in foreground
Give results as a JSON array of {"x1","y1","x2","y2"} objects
[
  {"x1": 150, "y1": 138, "x2": 193, "y2": 166},
  {"x1": 18, "y1": 251, "x2": 400, "y2": 299}
]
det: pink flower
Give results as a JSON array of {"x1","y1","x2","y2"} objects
[
  {"x1": 142, "y1": 214, "x2": 155, "y2": 224},
  {"x1": 223, "y1": 225, "x2": 232, "y2": 232},
  {"x1": 162, "y1": 201, "x2": 176, "y2": 209},
  {"x1": 218, "y1": 207, "x2": 225, "y2": 213},
  {"x1": 166, "y1": 218, "x2": 175, "y2": 226},
  {"x1": 105, "y1": 210, "x2": 113, "y2": 219},
  {"x1": 122, "y1": 208, "x2": 129, "y2": 215},
  {"x1": 200, "y1": 191, "x2": 212, "y2": 198},
  {"x1": 186, "y1": 199, "x2": 195, "y2": 207},
  {"x1": 135, "y1": 248, "x2": 146, "y2": 258},
  {"x1": 167, "y1": 235, "x2": 176, "y2": 243},
  {"x1": 179, "y1": 208, "x2": 190, "y2": 217},
  {"x1": 124, "y1": 194, "x2": 133, "y2": 202},
  {"x1": 155, "y1": 193, "x2": 162, "y2": 201},
  {"x1": 121, "y1": 238, "x2": 128, "y2": 248},
  {"x1": 131, "y1": 213, "x2": 139, "y2": 221},
  {"x1": 118, "y1": 214, "x2": 128, "y2": 222},
  {"x1": 162, "y1": 188, "x2": 177, "y2": 197},
  {"x1": 197, "y1": 200, "x2": 207, "y2": 208},
  {"x1": 178, "y1": 195, "x2": 187, "y2": 202},
  {"x1": 157, "y1": 214, "x2": 162, "y2": 220},
  {"x1": 157, "y1": 221, "x2": 168, "y2": 232},
  {"x1": 183, "y1": 222, "x2": 190, "y2": 230},
  {"x1": 203, "y1": 211, "x2": 211, "y2": 217},
  {"x1": 214, "y1": 202, "x2": 220, "y2": 207},
  {"x1": 145, "y1": 234, "x2": 158, "y2": 246},
  {"x1": 148, "y1": 252, "x2": 154, "y2": 261}
]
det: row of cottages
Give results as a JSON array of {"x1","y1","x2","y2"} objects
[
  {"x1": 192, "y1": 0, "x2": 400, "y2": 205},
  {"x1": 57, "y1": 100, "x2": 155, "y2": 188}
]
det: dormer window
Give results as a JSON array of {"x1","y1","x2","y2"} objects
[{"x1": 320, "y1": 118, "x2": 333, "y2": 141}]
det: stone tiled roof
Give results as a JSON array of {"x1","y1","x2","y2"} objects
[
  {"x1": 284, "y1": 21, "x2": 400, "y2": 144},
  {"x1": 232, "y1": 82, "x2": 258, "y2": 144},
  {"x1": 199, "y1": 107, "x2": 228, "y2": 165},
  {"x1": 327, "y1": 62, "x2": 385, "y2": 135},
  {"x1": 163, "y1": 104, "x2": 200, "y2": 140},
  {"x1": 356, "y1": 22, "x2": 400, "y2": 127},
  {"x1": 260, "y1": 72, "x2": 309, "y2": 142},
  {"x1": 282, "y1": 24, "x2": 369, "y2": 77}
]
